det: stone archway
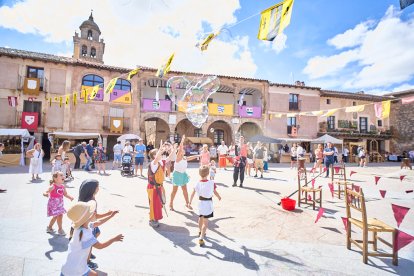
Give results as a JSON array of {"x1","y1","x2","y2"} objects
[
  {"x1": 175, "y1": 119, "x2": 197, "y2": 142},
  {"x1": 207, "y1": 120, "x2": 233, "y2": 145},
  {"x1": 144, "y1": 117, "x2": 170, "y2": 146},
  {"x1": 238, "y1": 122, "x2": 262, "y2": 142}
]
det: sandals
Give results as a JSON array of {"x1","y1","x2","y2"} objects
[
  {"x1": 186, "y1": 204, "x2": 193, "y2": 210},
  {"x1": 169, "y1": 205, "x2": 175, "y2": 211}
]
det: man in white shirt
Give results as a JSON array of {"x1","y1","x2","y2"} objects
[
  {"x1": 296, "y1": 143, "x2": 305, "y2": 158},
  {"x1": 123, "y1": 141, "x2": 133, "y2": 155},
  {"x1": 217, "y1": 141, "x2": 229, "y2": 170},
  {"x1": 112, "y1": 141, "x2": 123, "y2": 169},
  {"x1": 333, "y1": 146, "x2": 339, "y2": 163},
  {"x1": 342, "y1": 147, "x2": 349, "y2": 163}
]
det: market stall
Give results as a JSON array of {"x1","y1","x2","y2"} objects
[
  {"x1": 0, "y1": 129, "x2": 33, "y2": 167},
  {"x1": 249, "y1": 135, "x2": 282, "y2": 162},
  {"x1": 276, "y1": 138, "x2": 313, "y2": 163},
  {"x1": 48, "y1": 132, "x2": 101, "y2": 163}
]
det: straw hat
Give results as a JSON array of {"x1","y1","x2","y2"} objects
[{"x1": 67, "y1": 201, "x2": 96, "y2": 228}]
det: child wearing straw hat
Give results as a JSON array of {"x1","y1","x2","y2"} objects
[{"x1": 61, "y1": 201, "x2": 123, "y2": 276}]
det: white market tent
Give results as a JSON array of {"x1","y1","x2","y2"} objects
[
  {"x1": 117, "y1": 134, "x2": 141, "y2": 142},
  {"x1": 311, "y1": 134, "x2": 343, "y2": 145},
  {"x1": 0, "y1": 128, "x2": 33, "y2": 166},
  {"x1": 0, "y1": 128, "x2": 31, "y2": 138}
]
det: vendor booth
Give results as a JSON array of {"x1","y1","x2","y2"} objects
[
  {"x1": 117, "y1": 134, "x2": 142, "y2": 146},
  {"x1": 249, "y1": 135, "x2": 282, "y2": 162},
  {"x1": 277, "y1": 138, "x2": 313, "y2": 163},
  {"x1": 48, "y1": 132, "x2": 101, "y2": 164},
  {"x1": 0, "y1": 129, "x2": 33, "y2": 167},
  {"x1": 185, "y1": 137, "x2": 213, "y2": 158}
]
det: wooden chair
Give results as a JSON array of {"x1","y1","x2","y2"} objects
[
  {"x1": 297, "y1": 169, "x2": 322, "y2": 210},
  {"x1": 331, "y1": 163, "x2": 346, "y2": 182},
  {"x1": 344, "y1": 187, "x2": 398, "y2": 265},
  {"x1": 334, "y1": 180, "x2": 353, "y2": 199}
]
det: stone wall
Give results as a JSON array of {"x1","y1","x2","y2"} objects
[{"x1": 389, "y1": 97, "x2": 414, "y2": 153}]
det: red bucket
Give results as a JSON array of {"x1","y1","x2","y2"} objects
[{"x1": 281, "y1": 197, "x2": 296, "y2": 211}]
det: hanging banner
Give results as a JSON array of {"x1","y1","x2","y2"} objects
[
  {"x1": 8, "y1": 96, "x2": 18, "y2": 107},
  {"x1": 127, "y1": 68, "x2": 140, "y2": 80},
  {"x1": 21, "y1": 112, "x2": 39, "y2": 131},
  {"x1": 23, "y1": 78, "x2": 40, "y2": 95},
  {"x1": 110, "y1": 117, "x2": 123, "y2": 133},
  {"x1": 105, "y1": 78, "x2": 118, "y2": 94},
  {"x1": 345, "y1": 105, "x2": 365, "y2": 113},
  {"x1": 110, "y1": 89, "x2": 132, "y2": 104},
  {"x1": 258, "y1": 0, "x2": 294, "y2": 41},
  {"x1": 81, "y1": 85, "x2": 104, "y2": 101},
  {"x1": 374, "y1": 101, "x2": 391, "y2": 119},
  {"x1": 401, "y1": 96, "x2": 414, "y2": 104}
]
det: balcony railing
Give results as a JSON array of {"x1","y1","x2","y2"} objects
[
  {"x1": 142, "y1": 98, "x2": 172, "y2": 112},
  {"x1": 238, "y1": 105, "x2": 262, "y2": 118}
]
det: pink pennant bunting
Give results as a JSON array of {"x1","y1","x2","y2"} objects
[
  {"x1": 310, "y1": 168, "x2": 315, "y2": 173},
  {"x1": 328, "y1": 183, "x2": 334, "y2": 198},
  {"x1": 323, "y1": 167, "x2": 327, "y2": 172},
  {"x1": 379, "y1": 190, "x2": 386, "y2": 198},
  {"x1": 400, "y1": 175, "x2": 406, "y2": 182},
  {"x1": 347, "y1": 194, "x2": 352, "y2": 204},
  {"x1": 374, "y1": 176, "x2": 381, "y2": 185},
  {"x1": 406, "y1": 190, "x2": 413, "y2": 194},
  {"x1": 334, "y1": 166, "x2": 340, "y2": 174},
  {"x1": 350, "y1": 171, "x2": 357, "y2": 177},
  {"x1": 395, "y1": 230, "x2": 414, "y2": 252},
  {"x1": 353, "y1": 185, "x2": 360, "y2": 193},
  {"x1": 308, "y1": 194, "x2": 312, "y2": 201},
  {"x1": 341, "y1": 217, "x2": 348, "y2": 230},
  {"x1": 391, "y1": 204, "x2": 410, "y2": 228},
  {"x1": 311, "y1": 179, "x2": 315, "y2": 188},
  {"x1": 318, "y1": 185, "x2": 322, "y2": 189},
  {"x1": 314, "y1": 207, "x2": 325, "y2": 223}
]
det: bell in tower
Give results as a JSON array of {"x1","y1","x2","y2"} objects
[{"x1": 73, "y1": 10, "x2": 105, "y2": 64}]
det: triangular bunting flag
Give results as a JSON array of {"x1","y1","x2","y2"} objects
[
  {"x1": 59, "y1": 96, "x2": 63, "y2": 107},
  {"x1": 379, "y1": 190, "x2": 386, "y2": 198},
  {"x1": 105, "y1": 78, "x2": 118, "y2": 94},
  {"x1": 391, "y1": 204, "x2": 410, "y2": 228},
  {"x1": 127, "y1": 68, "x2": 140, "y2": 80},
  {"x1": 400, "y1": 175, "x2": 406, "y2": 181},
  {"x1": 65, "y1": 95, "x2": 70, "y2": 105},
  {"x1": 353, "y1": 185, "x2": 360, "y2": 193},
  {"x1": 375, "y1": 176, "x2": 381, "y2": 185},
  {"x1": 314, "y1": 207, "x2": 325, "y2": 223},
  {"x1": 341, "y1": 217, "x2": 348, "y2": 230},
  {"x1": 328, "y1": 183, "x2": 334, "y2": 198},
  {"x1": 323, "y1": 167, "x2": 327, "y2": 172},
  {"x1": 406, "y1": 190, "x2": 413, "y2": 194},
  {"x1": 308, "y1": 194, "x2": 312, "y2": 201},
  {"x1": 311, "y1": 179, "x2": 315, "y2": 188},
  {"x1": 73, "y1": 92, "x2": 77, "y2": 106},
  {"x1": 350, "y1": 171, "x2": 357, "y2": 177},
  {"x1": 334, "y1": 166, "x2": 340, "y2": 174},
  {"x1": 395, "y1": 230, "x2": 414, "y2": 252}
]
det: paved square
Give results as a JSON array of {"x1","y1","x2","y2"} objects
[{"x1": 0, "y1": 162, "x2": 413, "y2": 275}]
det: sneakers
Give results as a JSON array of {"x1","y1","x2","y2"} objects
[
  {"x1": 199, "y1": 239, "x2": 205, "y2": 247},
  {"x1": 239, "y1": 183, "x2": 243, "y2": 187},
  {"x1": 260, "y1": 175, "x2": 263, "y2": 178},
  {"x1": 149, "y1": 220, "x2": 159, "y2": 228},
  {"x1": 57, "y1": 229, "x2": 66, "y2": 236},
  {"x1": 46, "y1": 227, "x2": 55, "y2": 234},
  {"x1": 232, "y1": 183, "x2": 237, "y2": 187},
  {"x1": 254, "y1": 174, "x2": 257, "y2": 177},
  {"x1": 88, "y1": 261, "x2": 98, "y2": 270}
]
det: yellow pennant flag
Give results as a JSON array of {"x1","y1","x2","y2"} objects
[
  {"x1": 198, "y1": 32, "x2": 220, "y2": 51},
  {"x1": 90, "y1": 85, "x2": 101, "y2": 99},
  {"x1": 59, "y1": 96, "x2": 63, "y2": 107},
  {"x1": 65, "y1": 95, "x2": 70, "y2": 105},
  {"x1": 375, "y1": 100, "x2": 391, "y2": 119},
  {"x1": 54, "y1": 96, "x2": 59, "y2": 101},
  {"x1": 312, "y1": 110, "x2": 324, "y2": 116},
  {"x1": 258, "y1": 0, "x2": 295, "y2": 41},
  {"x1": 73, "y1": 92, "x2": 77, "y2": 106},
  {"x1": 345, "y1": 105, "x2": 365, "y2": 113},
  {"x1": 323, "y1": 108, "x2": 338, "y2": 117},
  {"x1": 49, "y1": 97, "x2": 52, "y2": 107},
  {"x1": 105, "y1": 78, "x2": 118, "y2": 94},
  {"x1": 287, "y1": 113, "x2": 297, "y2": 117},
  {"x1": 156, "y1": 53, "x2": 175, "y2": 78},
  {"x1": 127, "y1": 68, "x2": 140, "y2": 80}
]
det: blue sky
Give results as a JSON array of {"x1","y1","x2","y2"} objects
[{"x1": 0, "y1": 0, "x2": 413, "y2": 94}]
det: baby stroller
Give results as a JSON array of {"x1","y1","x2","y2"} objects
[{"x1": 121, "y1": 153, "x2": 134, "y2": 176}]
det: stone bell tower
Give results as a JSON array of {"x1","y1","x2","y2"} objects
[{"x1": 73, "y1": 11, "x2": 105, "y2": 64}]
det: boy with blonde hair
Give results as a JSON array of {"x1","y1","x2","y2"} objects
[{"x1": 189, "y1": 165, "x2": 221, "y2": 247}]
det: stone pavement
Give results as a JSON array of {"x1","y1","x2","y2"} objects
[{"x1": 0, "y1": 162, "x2": 413, "y2": 275}]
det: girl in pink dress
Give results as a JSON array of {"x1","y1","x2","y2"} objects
[
  {"x1": 200, "y1": 144, "x2": 211, "y2": 166},
  {"x1": 43, "y1": 172, "x2": 74, "y2": 235}
]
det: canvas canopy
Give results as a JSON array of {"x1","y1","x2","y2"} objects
[
  {"x1": 50, "y1": 132, "x2": 101, "y2": 140},
  {"x1": 117, "y1": 134, "x2": 141, "y2": 142},
  {"x1": 311, "y1": 134, "x2": 343, "y2": 144},
  {"x1": 0, "y1": 128, "x2": 31, "y2": 138},
  {"x1": 249, "y1": 135, "x2": 282, "y2": 144},
  {"x1": 186, "y1": 137, "x2": 213, "y2": 145}
]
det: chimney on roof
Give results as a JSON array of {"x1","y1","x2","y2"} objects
[{"x1": 295, "y1": 81, "x2": 305, "y2": 86}]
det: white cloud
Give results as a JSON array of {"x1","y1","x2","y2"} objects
[
  {"x1": 303, "y1": 5, "x2": 414, "y2": 92},
  {"x1": 392, "y1": 83, "x2": 414, "y2": 92},
  {"x1": 327, "y1": 21, "x2": 374, "y2": 49},
  {"x1": 260, "y1": 33, "x2": 288, "y2": 54},
  {"x1": 0, "y1": 0, "x2": 257, "y2": 77}
]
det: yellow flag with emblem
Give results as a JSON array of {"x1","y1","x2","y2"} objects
[
  {"x1": 73, "y1": 92, "x2": 77, "y2": 106},
  {"x1": 258, "y1": 0, "x2": 294, "y2": 41},
  {"x1": 105, "y1": 78, "x2": 118, "y2": 94},
  {"x1": 65, "y1": 95, "x2": 70, "y2": 105},
  {"x1": 90, "y1": 84, "x2": 101, "y2": 99},
  {"x1": 127, "y1": 68, "x2": 140, "y2": 80},
  {"x1": 381, "y1": 100, "x2": 391, "y2": 119},
  {"x1": 156, "y1": 53, "x2": 175, "y2": 78},
  {"x1": 199, "y1": 32, "x2": 220, "y2": 51}
]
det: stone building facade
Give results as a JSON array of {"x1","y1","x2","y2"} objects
[{"x1": 385, "y1": 90, "x2": 414, "y2": 153}]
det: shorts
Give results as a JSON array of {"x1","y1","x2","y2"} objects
[
  {"x1": 114, "y1": 154, "x2": 122, "y2": 162},
  {"x1": 291, "y1": 156, "x2": 297, "y2": 161},
  {"x1": 255, "y1": 159, "x2": 264, "y2": 169},
  {"x1": 135, "y1": 157, "x2": 144, "y2": 165},
  {"x1": 247, "y1": 158, "x2": 253, "y2": 165},
  {"x1": 199, "y1": 212, "x2": 214, "y2": 218}
]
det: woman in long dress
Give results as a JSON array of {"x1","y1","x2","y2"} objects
[{"x1": 28, "y1": 143, "x2": 44, "y2": 180}]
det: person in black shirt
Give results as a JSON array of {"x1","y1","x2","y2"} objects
[
  {"x1": 146, "y1": 141, "x2": 154, "y2": 162},
  {"x1": 72, "y1": 142, "x2": 85, "y2": 169}
]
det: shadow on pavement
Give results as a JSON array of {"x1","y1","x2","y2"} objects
[{"x1": 45, "y1": 235, "x2": 69, "y2": 260}]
